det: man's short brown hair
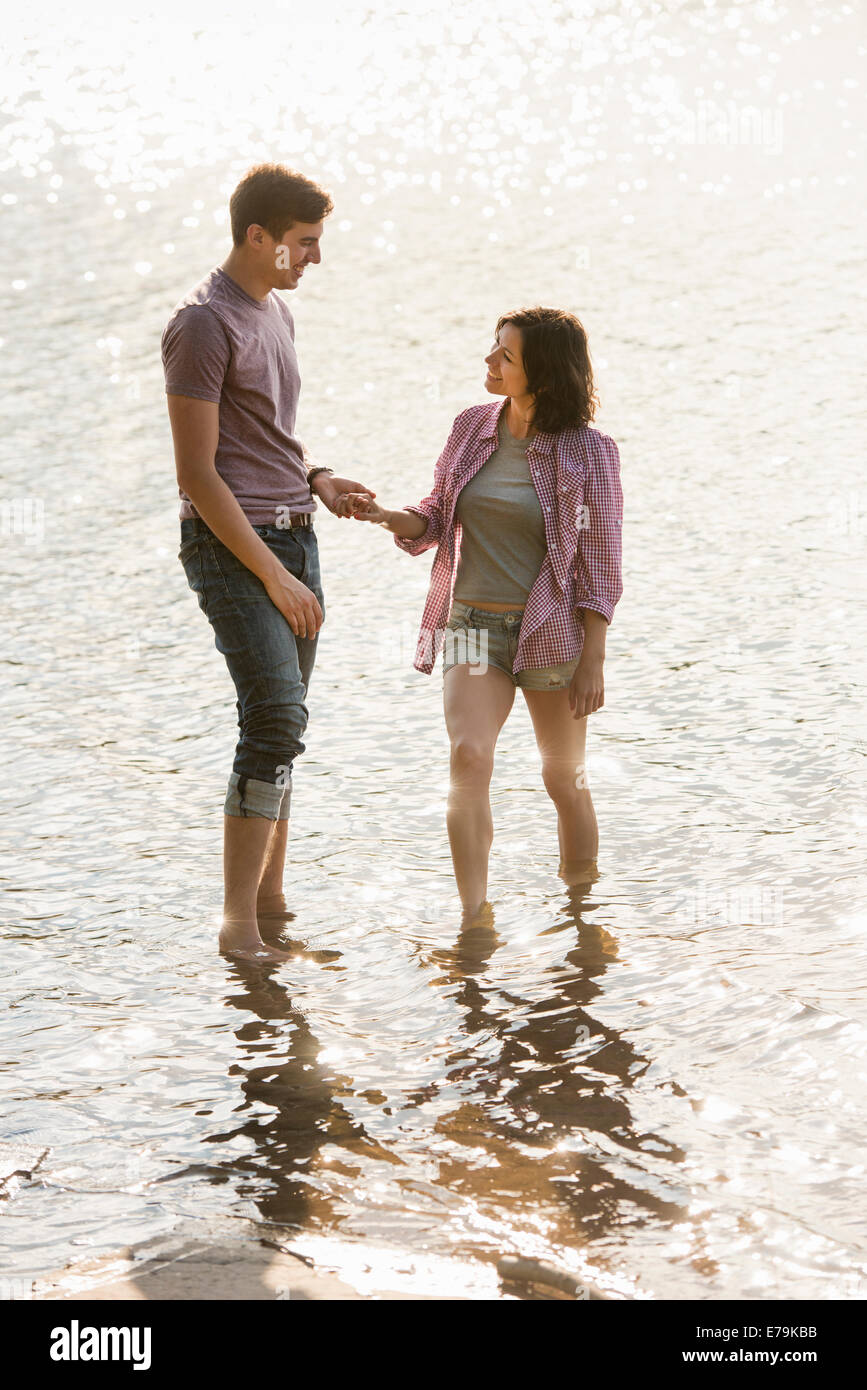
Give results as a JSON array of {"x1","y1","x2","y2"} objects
[{"x1": 229, "y1": 163, "x2": 334, "y2": 246}]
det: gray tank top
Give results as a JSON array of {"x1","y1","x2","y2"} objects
[{"x1": 453, "y1": 413, "x2": 547, "y2": 606}]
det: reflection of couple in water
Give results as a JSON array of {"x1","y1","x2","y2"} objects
[{"x1": 162, "y1": 162, "x2": 623, "y2": 962}]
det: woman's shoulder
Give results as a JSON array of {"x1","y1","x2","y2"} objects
[
  {"x1": 433, "y1": 402, "x2": 501, "y2": 463},
  {"x1": 450, "y1": 400, "x2": 501, "y2": 433},
  {"x1": 554, "y1": 421, "x2": 619, "y2": 468},
  {"x1": 558, "y1": 419, "x2": 617, "y2": 446}
]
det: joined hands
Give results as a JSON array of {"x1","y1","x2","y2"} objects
[
  {"x1": 314, "y1": 473, "x2": 377, "y2": 519},
  {"x1": 334, "y1": 492, "x2": 389, "y2": 523}
]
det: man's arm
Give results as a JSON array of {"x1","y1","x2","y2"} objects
[
  {"x1": 167, "y1": 394, "x2": 322, "y2": 638},
  {"x1": 312, "y1": 470, "x2": 377, "y2": 516}
]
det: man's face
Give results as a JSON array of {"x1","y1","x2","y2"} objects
[{"x1": 269, "y1": 221, "x2": 324, "y2": 291}]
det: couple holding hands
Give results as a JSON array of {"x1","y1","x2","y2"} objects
[{"x1": 162, "y1": 162, "x2": 623, "y2": 963}]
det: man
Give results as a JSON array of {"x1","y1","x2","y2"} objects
[{"x1": 162, "y1": 162, "x2": 373, "y2": 963}]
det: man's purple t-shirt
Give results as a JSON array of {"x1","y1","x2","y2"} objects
[{"x1": 161, "y1": 266, "x2": 315, "y2": 525}]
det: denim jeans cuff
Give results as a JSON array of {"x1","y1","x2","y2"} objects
[{"x1": 224, "y1": 772, "x2": 292, "y2": 821}]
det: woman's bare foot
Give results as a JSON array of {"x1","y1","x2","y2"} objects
[
  {"x1": 558, "y1": 858, "x2": 599, "y2": 888},
  {"x1": 427, "y1": 900, "x2": 498, "y2": 968},
  {"x1": 460, "y1": 898, "x2": 495, "y2": 928}
]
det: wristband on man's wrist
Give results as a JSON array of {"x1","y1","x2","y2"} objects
[{"x1": 306, "y1": 465, "x2": 333, "y2": 491}]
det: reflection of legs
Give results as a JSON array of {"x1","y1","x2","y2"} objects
[
  {"x1": 522, "y1": 689, "x2": 598, "y2": 881},
  {"x1": 443, "y1": 663, "x2": 515, "y2": 915}
]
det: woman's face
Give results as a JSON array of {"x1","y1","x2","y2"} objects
[{"x1": 484, "y1": 322, "x2": 531, "y2": 400}]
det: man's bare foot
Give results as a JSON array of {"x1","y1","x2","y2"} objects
[
  {"x1": 218, "y1": 921, "x2": 293, "y2": 964},
  {"x1": 258, "y1": 932, "x2": 344, "y2": 965},
  {"x1": 255, "y1": 891, "x2": 296, "y2": 923}
]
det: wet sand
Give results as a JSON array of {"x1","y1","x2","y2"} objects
[
  {"x1": 35, "y1": 1223, "x2": 606, "y2": 1300},
  {"x1": 37, "y1": 1228, "x2": 454, "y2": 1301}
]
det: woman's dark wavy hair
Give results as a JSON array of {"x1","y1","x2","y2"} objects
[{"x1": 495, "y1": 306, "x2": 599, "y2": 433}]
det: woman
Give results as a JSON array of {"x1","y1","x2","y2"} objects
[{"x1": 341, "y1": 306, "x2": 623, "y2": 918}]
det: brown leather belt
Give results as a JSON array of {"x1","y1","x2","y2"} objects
[{"x1": 186, "y1": 513, "x2": 314, "y2": 534}]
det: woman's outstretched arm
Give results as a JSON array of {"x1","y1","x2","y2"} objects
[
  {"x1": 338, "y1": 494, "x2": 428, "y2": 540},
  {"x1": 338, "y1": 408, "x2": 472, "y2": 550}
]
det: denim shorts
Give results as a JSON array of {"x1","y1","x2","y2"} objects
[
  {"x1": 442, "y1": 601, "x2": 580, "y2": 690},
  {"x1": 178, "y1": 516, "x2": 324, "y2": 819}
]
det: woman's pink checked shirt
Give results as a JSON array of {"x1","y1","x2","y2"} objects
[{"x1": 394, "y1": 397, "x2": 624, "y2": 675}]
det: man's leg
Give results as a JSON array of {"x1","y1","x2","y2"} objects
[
  {"x1": 253, "y1": 529, "x2": 322, "y2": 928},
  {"x1": 258, "y1": 818, "x2": 289, "y2": 898},
  {"x1": 256, "y1": 817, "x2": 293, "y2": 929},
  {"x1": 222, "y1": 815, "x2": 286, "y2": 959},
  {"x1": 183, "y1": 524, "x2": 320, "y2": 961},
  {"x1": 218, "y1": 775, "x2": 303, "y2": 964}
]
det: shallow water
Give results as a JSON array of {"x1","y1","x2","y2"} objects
[{"x1": 2, "y1": 0, "x2": 866, "y2": 1299}]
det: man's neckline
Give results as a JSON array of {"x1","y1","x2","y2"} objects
[{"x1": 215, "y1": 265, "x2": 270, "y2": 310}]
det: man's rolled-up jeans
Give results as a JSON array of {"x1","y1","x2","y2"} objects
[{"x1": 178, "y1": 516, "x2": 324, "y2": 820}]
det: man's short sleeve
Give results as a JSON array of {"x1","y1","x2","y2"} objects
[{"x1": 161, "y1": 304, "x2": 230, "y2": 403}]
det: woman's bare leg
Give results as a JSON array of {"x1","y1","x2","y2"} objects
[
  {"x1": 522, "y1": 689, "x2": 599, "y2": 881},
  {"x1": 443, "y1": 663, "x2": 516, "y2": 914}
]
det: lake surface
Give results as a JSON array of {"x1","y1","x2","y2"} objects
[{"x1": 1, "y1": 0, "x2": 865, "y2": 1299}]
